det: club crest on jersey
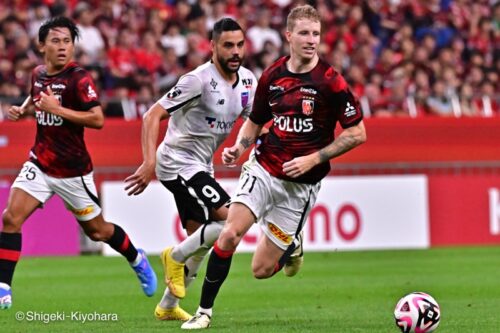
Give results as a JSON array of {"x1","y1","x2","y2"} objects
[
  {"x1": 241, "y1": 91, "x2": 249, "y2": 107},
  {"x1": 167, "y1": 87, "x2": 181, "y2": 99},
  {"x1": 302, "y1": 99, "x2": 314, "y2": 115}
]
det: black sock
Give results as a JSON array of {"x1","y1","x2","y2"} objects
[
  {"x1": 273, "y1": 242, "x2": 296, "y2": 275},
  {"x1": 0, "y1": 232, "x2": 22, "y2": 286},
  {"x1": 105, "y1": 224, "x2": 138, "y2": 262},
  {"x1": 199, "y1": 241, "x2": 234, "y2": 309}
]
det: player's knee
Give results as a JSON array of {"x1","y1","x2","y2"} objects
[
  {"x1": 1, "y1": 209, "x2": 22, "y2": 232},
  {"x1": 218, "y1": 228, "x2": 241, "y2": 251}
]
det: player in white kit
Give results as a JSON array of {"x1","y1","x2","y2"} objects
[{"x1": 125, "y1": 18, "x2": 256, "y2": 321}]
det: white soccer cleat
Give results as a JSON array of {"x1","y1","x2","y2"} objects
[
  {"x1": 284, "y1": 232, "x2": 304, "y2": 277},
  {"x1": 181, "y1": 313, "x2": 211, "y2": 330}
]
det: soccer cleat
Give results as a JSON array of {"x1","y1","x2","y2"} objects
[
  {"x1": 181, "y1": 313, "x2": 211, "y2": 330},
  {"x1": 284, "y1": 232, "x2": 304, "y2": 277},
  {"x1": 154, "y1": 304, "x2": 191, "y2": 321},
  {"x1": 131, "y1": 249, "x2": 158, "y2": 297},
  {"x1": 0, "y1": 283, "x2": 12, "y2": 309},
  {"x1": 160, "y1": 246, "x2": 186, "y2": 299}
]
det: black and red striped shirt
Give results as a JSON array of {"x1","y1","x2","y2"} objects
[
  {"x1": 250, "y1": 56, "x2": 363, "y2": 184},
  {"x1": 29, "y1": 62, "x2": 100, "y2": 177}
]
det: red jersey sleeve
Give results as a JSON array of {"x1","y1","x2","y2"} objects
[
  {"x1": 74, "y1": 71, "x2": 100, "y2": 111},
  {"x1": 327, "y1": 68, "x2": 363, "y2": 129}
]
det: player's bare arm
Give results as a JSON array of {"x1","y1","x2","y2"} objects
[
  {"x1": 222, "y1": 118, "x2": 263, "y2": 167},
  {"x1": 283, "y1": 120, "x2": 366, "y2": 178},
  {"x1": 125, "y1": 103, "x2": 169, "y2": 195},
  {"x1": 35, "y1": 86, "x2": 104, "y2": 129}
]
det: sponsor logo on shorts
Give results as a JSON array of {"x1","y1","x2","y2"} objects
[
  {"x1": 268, "y1": 223, "x2": 292, "y2": 245},
  {"x1": 70, "y1": 205, "x2": 95, "y2": 217}
]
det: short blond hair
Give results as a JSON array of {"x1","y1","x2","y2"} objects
[{"x1": 286, "y1": 4, "x2": 320, "y2": 32}]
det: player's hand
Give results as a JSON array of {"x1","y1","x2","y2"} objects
[
  {"x1": 282, "y1": 154, "x2": 320, "y2": 178},
  {"x1": 222, "y1": 145, "x2": 242, "y2": 167},
  {"x1": 124, "y1": 162, "x2": 155, "y2": 196},
  {"x1": 35, "y1": 86, "x2": 60, "y2": 114},
  {"x1": 7, "y1": 105, "x2": 25, "y2": 121}
]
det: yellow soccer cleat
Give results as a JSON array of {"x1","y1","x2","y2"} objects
[
  {"x1": 154, "y1": 304, "x2": 191, "y2": 321},
  {"x1": 160, "y1": 246, "x2": 186, "y2": 299},
  {"x1": 283, "y1": 232, "x2": 304, "y2": 277}
]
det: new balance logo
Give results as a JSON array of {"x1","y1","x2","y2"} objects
[{"x1": 344, "y1": 102, "x2": 356, "y2": 117}]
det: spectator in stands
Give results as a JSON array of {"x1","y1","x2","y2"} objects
[
  {"x1": 135, "y1": 30, "x2": 163, "y2": 76},
  {"x1": 0, "y1": 0, "x2": 498, "y2": 119},
  {"x1": 426, "y1": 80, "x2": 455, "y2": 116},
  {"x1": 459, "y1": 83, "x2": 480, "y2": 117},
  {"x1": 74, "y1": 2, "x2": 106, "y2": 65},
  {"x1": 161, "y1": 23, "x2": 188, "y2": 59},
  {"x1": 106, "y1": 28, "x2": 138, "y2": 91},
  {"x1": 247, "y1": 8, "x2": 282, "y2": 53}
]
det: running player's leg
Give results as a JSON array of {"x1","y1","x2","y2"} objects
[
  {"x1": 51, "y1": 172, "x2": 157, "y2": 297},
  {"x1": 252, "y1": 234, "x2": 291, "y2": 279},
  {"x1": 182, "y1": 203, "x2": 255, "y2": 329},
  {"x1": 255, "y1": 178, "x2": 320, "y2": 278},
  {"x1": 160, "y1": 173, "x2": 229, "y2": 300},
  {"x1": 1, "y1": 162, "x2": 52, "y2": 309},
  {"x1": 78, "y1": 214, "x2": 157, "y2": 295},
  {"x1": 156, "y1": 245, "x2": 207, "y2": 321},
  {"x1": 1, "y1": 189, "x2": 41, "y2": 309}
]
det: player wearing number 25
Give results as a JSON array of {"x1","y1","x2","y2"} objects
[{"x1": 0, "y1": 17, "x2": 157, "y2": 310}]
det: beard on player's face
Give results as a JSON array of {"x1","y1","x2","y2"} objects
[{"x1": 217, "y1": 54, "x2": 242, "y2": 74}]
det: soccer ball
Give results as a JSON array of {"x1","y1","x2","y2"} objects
[{"x1": 394, "y1": 292, "x2": 440, "y2": 333}]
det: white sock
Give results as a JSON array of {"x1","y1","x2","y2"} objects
[
  {"x1": 130, "y1": 252, "x2": 142, "y2": 267},
  {"x1": 159, "y1": 252, "x2": 208, "y2": 309},
  {"x1": 171, "y1": 221, "x2": 224, "y2": 262},
  {"x1": 197, "y1": 306, "x2": 212, "y2": 317}
]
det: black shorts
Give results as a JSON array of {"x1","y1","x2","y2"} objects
[{"x1": 161, "y1": 172, "x2": 230, "y2": 228}]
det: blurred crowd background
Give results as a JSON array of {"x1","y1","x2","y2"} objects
[{"x1": 0, "y1": 0, "x2": 498, "y2": 120}]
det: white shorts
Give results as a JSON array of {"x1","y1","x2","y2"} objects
[
  {"x1": 232, "y1": 154, "x2": 321, "y2": 250},
  {"x1": 12, "y1": 161, "x2": 101, "y2": 221}
]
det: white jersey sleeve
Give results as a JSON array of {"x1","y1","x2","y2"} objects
[{"x1": 158, "y1": 74, "x2": 202, "y2": 113}]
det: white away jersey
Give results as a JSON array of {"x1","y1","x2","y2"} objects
[{"x1": 156, "y1": 61, "x2": 257, "y2": 180}]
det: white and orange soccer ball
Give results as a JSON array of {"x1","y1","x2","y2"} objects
[{"x1": 394, "y1": 292, "x2": 441, "y2": 333}]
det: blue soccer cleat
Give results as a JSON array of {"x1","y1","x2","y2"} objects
[
  {"x1": 0, "y1": 283, "x2": 12, "y2": 309},
  {"x1": 131, "y1": 249, "x2": 157, "y2": 297}
]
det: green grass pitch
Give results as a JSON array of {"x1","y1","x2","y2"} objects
[{"x1": 1, "y1": 247, "x2": 499, "y2": 332}]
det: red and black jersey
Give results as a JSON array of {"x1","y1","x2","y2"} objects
[
  {"x1": 29, "y1": 62, "x2": 100, "y2": 177},
  {"x1": 250, "y1": 56, "x2": 363, "y2": 184}
]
